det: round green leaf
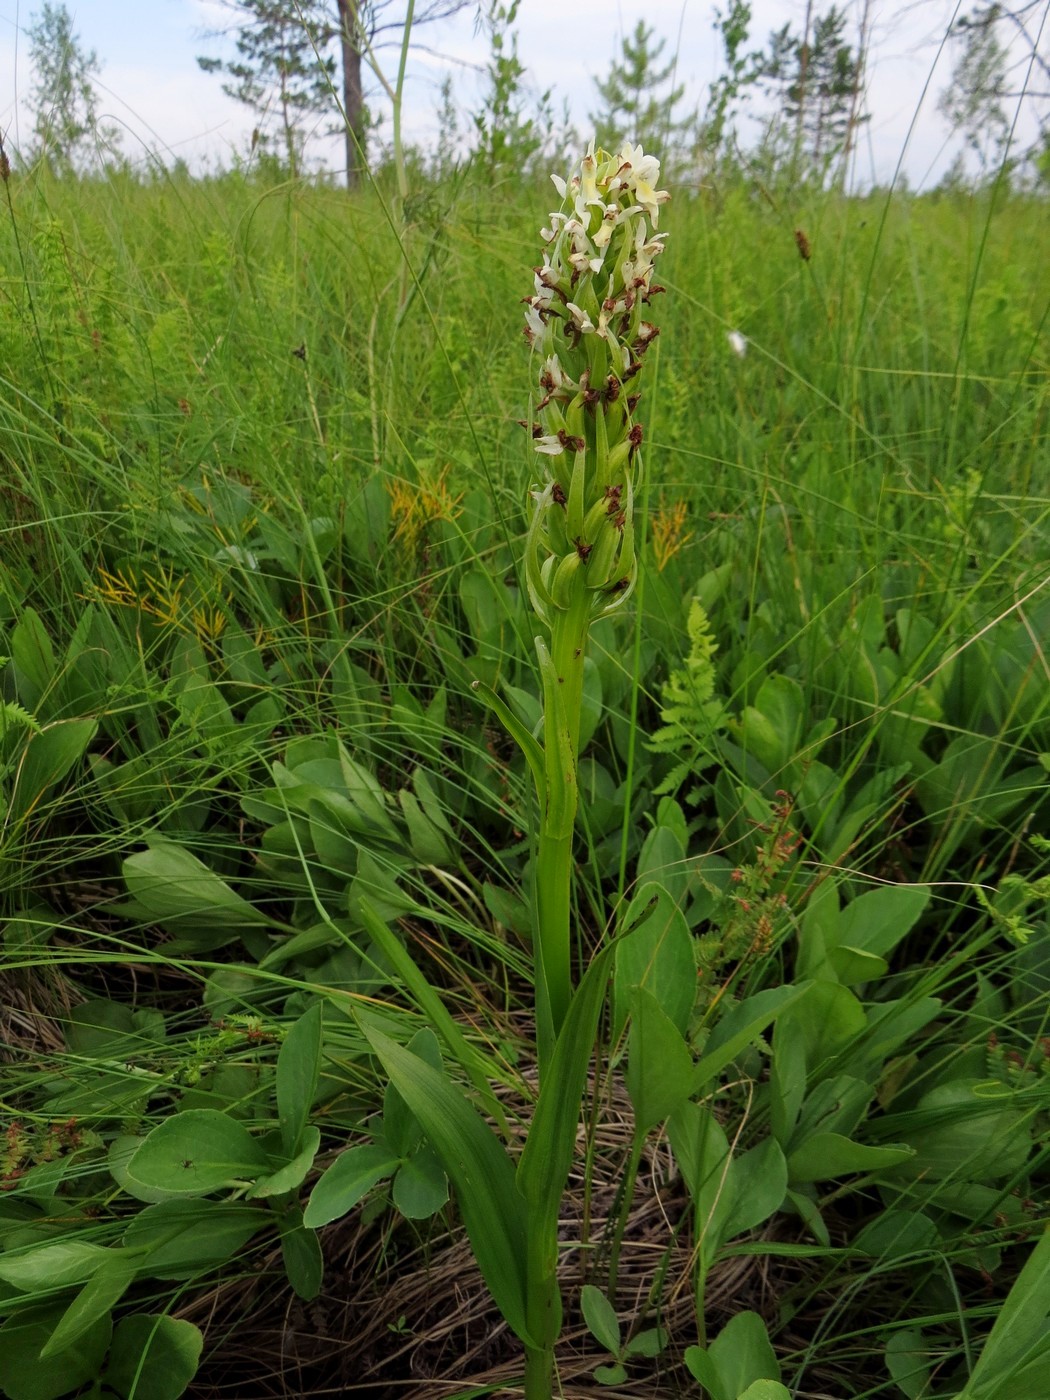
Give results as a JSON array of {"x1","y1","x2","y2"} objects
[{"x1": 105, "y1": 1315, "x2": 203, "y2": 1400}]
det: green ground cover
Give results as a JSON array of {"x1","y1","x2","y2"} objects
[{"x1": 0, "y1": 159, "x2": 1048, "y2": 1398}]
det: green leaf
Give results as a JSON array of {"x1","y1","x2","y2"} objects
[
  {"x1": 827, "y1": 884, "x2": 930, "y2": 982},
  {"x1": 39, "y1": 1254, "x2": 137, "y2": 1358},
  {"x1": 279, "y1": 1206, "x2": 324, "y2": 1301},
  {"x1": 392, "y1": 1143, "x2": 449, "y2": 1220},
  {"x1": 277, "y1": 1002, "x2": 323, "y2": 1155},
  {"x1": 123, "y1": 1199, "x2": 271, "y2": 1279},
  {"x1": 957, "y1": 1225, "x2": 1050, "y2": 1400},
  {"x1": 885, "y1": 1328, "x2": 933, "y2": 1400},
  {"x1": 668, "y1": 1103, "x2": 736, "y2": 1266},
  {"x1": 0, "y1": 1239, "x2": 114, "y2": 1291},
  {"x1": 614, "y1": 886, "x2": 696, "y2": 1037},
  {"x1": 624, "y1": 1326, "x2": 668, "y2": 1358},
  {"x1": 0, "y1": 1304, "x2": 111, "y2": 1400},
  {"x1": 8, "y1": 719, "x2": 97, "y2": 827},
  {"x1": 694, "y1": 984, "x2": 809, "y2": 1093},
  {"x1": 304, "y1": 1143, "x2": 401, "y2": 1228},
  {"x1": 517, "y1": 948, "x2": 611, "y2": 1218},
  {"x1": 787, "y1": 1132, "x2": 914, "y2": 1183},
  {"x1": 626, "y1": 986, "x2": 694, "y2": 1131},
  {"x1": 469, "y1": 678, "x2": 545, "y2": 810},
  {"x1": 738, "y1": 1383, "x2": 791, "y2": 1400},
  {"x1": 360, "y1": 1016, "x2": 532, "y2": 1346},
  {"x1": 338, "y1": 744, "x2": 400, "y2": 841},
  {"x1": 247, "y1": 1125, "x2": 321, "y2": 1198},
  {"x1": 384, "y1": 1026, "x2": 443, "y2": 1159},
  {"x1": 855, "y1": 1210, "x2": 939, "y2": 1263},
  {"x1": 127, "y1": 1109, "x2": 270, "y2": 1196},
  {"x1": 722, "y1": 1138, "x2": 788, "y2": 1237},
  {"x1": 581, "y1": 1284, "x2": 621, "y2": 1356},
  {"x1": 594, "y1": 1363, "x2": 629, "y2": 1385},
  {"x1": 121, "y1": 842, "x2": 270, "y2": 931},
  {"x1": 686, "y1": 1310, "x2": 781, "y2": 1400},
  {"x1": 105, "y1": 1314, "x2": 203, "y2": 1400}
]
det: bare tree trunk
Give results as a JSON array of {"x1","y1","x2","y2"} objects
[
  {"x1": 842, "y1": 0, "x2": 872, "y2": 173},
  {"x1": 336, "y1": 0, "x2": 365, "y2": 187},
  {"x1": 794, "y1": 0, "x2": 813, "y2": 175}
]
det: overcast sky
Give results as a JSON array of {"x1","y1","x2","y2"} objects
[{"x1": 0, "y1": 0, "x2": 1039, "y2": 188}]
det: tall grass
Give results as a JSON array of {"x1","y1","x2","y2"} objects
[{"x1": 0, "y1": 153, "x2": 1047, "y2": 1398}]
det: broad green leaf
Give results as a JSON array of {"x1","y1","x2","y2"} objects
[
  {"x1": 894, "y1": 1081, "x2": 1031, "y2": 1181},
  {"x1": 9, "y1": 607, "x2": 55, "y2": 707},
  {"x1": 360, "y1": 1017, "x2": 532, "y2": 1346},
  {"x1": 0, "y1": 1239, "x2": 114, "y2": 1291},
  {"x1": 739, "y1": 1383, "x2": 791, "y2": 1400},
  {"x1": 127, "y1": 1109, "x2": 270, "y2": 1196},
  {"x1": 518, "y1": 948, "x2": 611, "y2": 1216},
  {"x1": 780, "y1": 981, "x2": 867, "y2": 1072},
  {"x1": 399, "y1": 787, "x2": 454, "y2": 865},
  {"x1": 247, "y1": 1125, "x2": 321, "y2": 1198},
  {"x1": 614, "y1": 887, "x2": 696, "y2": 1037},
  {"x1": 122, "y1": 842, "x2": 270, "y2": 929},
  {"x1": 624, "y1": 1326, "x2": 668, "y2": 1358},
  {"x1": 885, "y1": 1328, "x2": 933, "y2": 1399},
  {"x1": 39, "y1": 1254, "x2": 137, "y2": 1358},
  {"x1": 694, "y1": 984, "x2": 809, "y2": 1093},
  {"x1": 770, "y1": 1017, "x2": 807, "y2": 1146},
  {"x1": 668, "y1": 1103, "x2": 736, "y2": 1264},
  {"x1": 855, "y1": 1210, "x2": 939, "y2": 1263},
  {"x1": 279, "y1": 1206, "x2": 324, "y2": 1301},
  {"x1": 304, "y1": 1143, "x2": 401, "y2": 1228},
  {"x1": 392, "y1": 1144, "x2": 449, "y2": 1220},
  {"x1": 8, "y1": 719, "x2": 97, "y2": 827},
  {"x1": 109, "y1": 1135, "x2": 184, "y2": 1204},
  {"x1": 277, "y1": 1002, "x2": 324, "y2": 1155},
  {"x1": 685, "y1": 1310, "x2": 781, "y2": 1400},
  {"x1": 0, "y1": 1303, "x2": 111, "y2": 1400},
  {"x1": 594, "y1": 1363, "x2": 629, "y2": 1385},
  {"x1": 581, "y1": 1284, "x2": 621, "y2": 1355},
  {"x1": 105, "y1": 1315, "x2": 203, "y2": 1400},
  {"x1": 123, "y1": 1199, "x2": 271, "y2": 1279},
  {"x1": 833, "y1": 884, "x2": 930, "y2": 962},
  {"x1": 384, "y1": 1026, "x2": 443, "y2": 1159},
  {"x1": 956, "y1": 1225, "x2": 1050, "y2": 1400},
  {"x1": 722, "y1": 1138, "x2": 788, "y2": 1237},
  {"x1": 625, "y1": 986, "x2": 694, "y2": 1132},
  {"x1": 787, "y1": 1132, "x2": 914, "y2": 1184},
  {"x1": 338, "y1": 744, "x2": 400, "y2": 841}
]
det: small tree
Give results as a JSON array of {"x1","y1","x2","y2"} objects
[
  {"x1": 939, "y1": 5, "x2": 1012, "y2": 175},
  {"x1": 699, "y1": 0, "x2": 764, "y2": 167},
  {"x1": 198, "y1": 0, "x2": 470, "y2": 187},
  {"x1": 590, "y1": 21, "x2": 692, "y2": 153},
  {"x1": 27, "y1": 2, "x2": 113, "y2": 170},
  {"x1": 198, "y1": 0, "x2": 336, "y2": 177},
  {"x1": 472, "y1": 0, "x2": 556, "y2": 172},
  {"x1": 762, "y1": 6, "x2": 865, "y2": 174}
]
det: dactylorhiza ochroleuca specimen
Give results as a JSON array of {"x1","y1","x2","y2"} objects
[{"x1": 522, "y1": 142, "x2": 669, "y2": 626}]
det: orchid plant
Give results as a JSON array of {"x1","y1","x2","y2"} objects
[{"x1": 482, "y1": 141, "x2": 669, "y2": 1069}]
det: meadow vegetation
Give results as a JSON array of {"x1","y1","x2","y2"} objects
[{"x1": 0, "y1": 133, "x2": 1048, "y2": 1400}]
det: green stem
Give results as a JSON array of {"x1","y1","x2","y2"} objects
[
  {"x1": 534, "y1": 584, "x2": 591, "y2": 1066},
  {"x1": 523, "y1": 1343, "x2": 554, "y2": 1400},
  {"x1": 523, "y1": 1205, "x2": 561, "y2": 1400}
]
